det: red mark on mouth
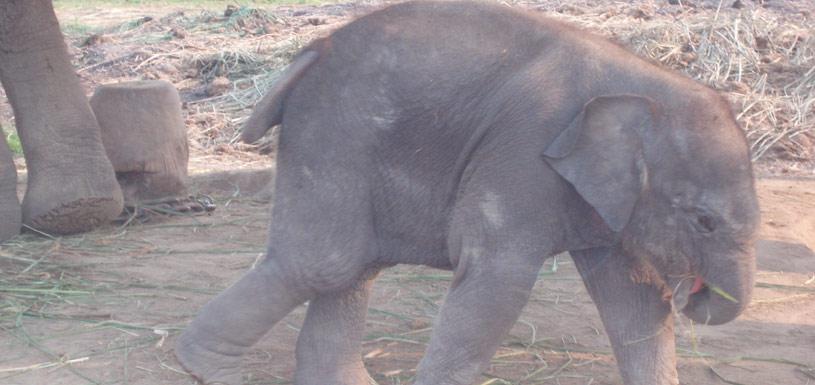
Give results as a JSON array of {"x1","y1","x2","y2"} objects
[{"x1": 690, "y1": 276, "x2": 705, "y2": 294}]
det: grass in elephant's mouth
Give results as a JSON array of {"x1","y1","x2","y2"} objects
[{"x1": 708, "y1": 284, "x2": 740, "y2": 303}]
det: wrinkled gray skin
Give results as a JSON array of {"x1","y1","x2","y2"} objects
[{"x1": 177, "y1": 2, "x2": 760, "y2": 385}]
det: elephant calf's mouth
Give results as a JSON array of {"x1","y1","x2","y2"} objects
[{"x1": 670, "y1": 275, "x2": 706, "y2": 312}]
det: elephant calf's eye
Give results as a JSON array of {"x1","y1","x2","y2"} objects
[{"x1": 695, "y1": 215, "x2": 716, "y2": 233}]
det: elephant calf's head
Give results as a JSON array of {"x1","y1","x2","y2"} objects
[{"x1": 544, "y1": 92, "x2": 760, "y2": 325}]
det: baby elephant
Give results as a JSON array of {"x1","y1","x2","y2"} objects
[{"x1": 177, "y1": 2, "x2": 759, "y2": 384}]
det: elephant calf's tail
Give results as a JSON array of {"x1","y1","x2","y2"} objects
[{"x1": 241, "y1": 50, "x2": 320, "y2": 143}]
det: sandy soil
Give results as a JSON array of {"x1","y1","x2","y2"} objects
[{"x1": 1, "y1": 1, "x2": 814, "y2": 385}]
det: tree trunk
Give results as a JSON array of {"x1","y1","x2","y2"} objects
[{"x1": 0, "y1": 0, "x2": 123, "y2": 235}]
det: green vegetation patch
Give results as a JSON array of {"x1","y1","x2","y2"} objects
[
  {"x1": 1, "y1": 123, "x2": 22, "y2": 156},
  {"x1": 60, "y1": 21, "x2": 99, "y2": 37}
]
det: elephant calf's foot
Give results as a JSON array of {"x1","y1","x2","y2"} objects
[
  {"x1": 26, "y1": 197, "x2": 123, "y2": 235},
  {"x1": 175, "y1": 332, "x2": 244, "y2": 385}
]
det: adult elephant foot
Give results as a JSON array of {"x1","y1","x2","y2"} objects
[
  {"x1": 175, "y1": 333, "x2": 243, "y2": 385},
  {"x1": 13, "y1": 87, "x2": 125, "y2": 236},
  {"x1": 0, "y1": 0, "x2": 124, "y2": 235},
  {"x1": 23, "y1": 195, "x2": 122, "y2": 235}
]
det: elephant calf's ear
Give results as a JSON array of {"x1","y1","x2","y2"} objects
[{"x1": 543, "y1": 95, "x2": 655, "y2": 232}]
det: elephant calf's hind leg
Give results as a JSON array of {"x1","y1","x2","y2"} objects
[
  {"x1": 295, "y1": 273, "x2": 379, "y2": 385},
  {"x1": 176, "y1": 260, "x2": 310, "y2": 385}
]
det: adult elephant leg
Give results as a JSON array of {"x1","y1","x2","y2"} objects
[
  {"x1": 414, "y1": 239, "x2": 543, "y2": 385},
  {"x1": 571, "y1": 247, "x2": 678, "y2": 385},
  {"x1": 0, "y1": 0, "x2": 123, "y2": 235},
  {"x1": 294, "y1": 271, "x2": 379, "y2": 385},
  {"x1": 0, "y1": 133, "x2": 21, "y2": 242}
]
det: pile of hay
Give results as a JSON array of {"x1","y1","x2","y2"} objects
[
  {"x1": 529, "y1": 0, "x2": 814, "y2": 163},
  {"x1": 64, "y1": 1, "x2": 812, "y2": 165},
  {"x1": 67, "y1": 4, "x2": 348, "y2": 158}
]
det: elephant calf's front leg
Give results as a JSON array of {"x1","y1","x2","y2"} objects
[
  {"x1": 413, "y1": 250, "x2": 543, "y2": 385},
  {"x1": 571, "y1": 247, "x2": 679, "y2": 385}
]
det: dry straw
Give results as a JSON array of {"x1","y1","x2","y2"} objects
[
  {"x1": 59, "y1": 3, "x2": 814, "y2": 163},
  {"x1": 537, "y1": 2, "x2": 814, "y2": 162}
]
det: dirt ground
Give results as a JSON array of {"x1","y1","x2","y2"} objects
[{"x1": 1, "y1": 1, "x2": 814, "y2": 385}]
